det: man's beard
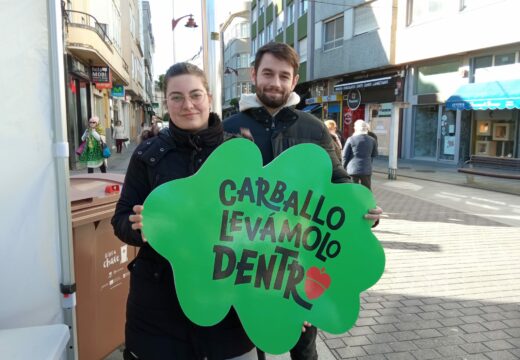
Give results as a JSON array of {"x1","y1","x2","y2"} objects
[{"x1": 256, "y1": 87, "x2": 291, "y2": 109}]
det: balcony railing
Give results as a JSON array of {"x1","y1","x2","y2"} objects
[{"x1": 65, "y1": 10, "x2": 113, "y2": 49}]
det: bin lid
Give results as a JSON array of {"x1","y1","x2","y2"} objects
[
  {"x1": 0, "y1": 324, "x2": 70, "y2": 360},
  {"x1": 70, "y1": 173, "x2": 125, "y2": 211}
]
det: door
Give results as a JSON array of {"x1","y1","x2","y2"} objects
[
  {"x1": 412, "y1": 105, "x2": 438, "y2": 159},
  {"x1": 438, "y1": 108, "x2": 458, "y2": 162}
]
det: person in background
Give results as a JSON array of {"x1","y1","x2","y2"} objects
[
  {"x1": 111, "y1": 62, "x2": 256, "y2": 360},
  {"x1": 113, "y1": 120, "x2": 126, "y2": 153},
  {"x1": 151, "y1": 117, "x2": 164, "y2": 136},
  {"x1": 342, "y1": 119, "x2": 378, "y2": 190},
  {"x1": 366, "y1": 122, "x2": 378, "y2": 148},
  {"x1": 324, "y1": 119, "x2": 342, "y2": 161},
  {"x1": 79, "y1": 116, "x2": 107, "y2": 173},
  {"x1": 224, "y1": 42, "x2": 382, "y2": 360}
]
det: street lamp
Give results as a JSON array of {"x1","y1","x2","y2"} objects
[
  {"x1": 172, "y1": 14, "x2": 198, "y2": 31},
  {"x1": 224, "y1": 67, "x2": 239, "y2": 75},
  {"x1": 172, "y1": 14, "x2": 198, "y2": 63}
]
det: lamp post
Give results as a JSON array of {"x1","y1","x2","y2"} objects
[
  {"x1": 224, "y1": 67, "x2": 239, "y2": 75},
  {"x1": 172, "y1": 14, "x2": 198, "y2": 63}
]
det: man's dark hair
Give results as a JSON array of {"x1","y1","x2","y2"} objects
[{"x1": 254, "y1": 42, "x2": 300, "y2": 77}]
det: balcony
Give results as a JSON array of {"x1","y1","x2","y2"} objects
[{"x1": 65, "y1": 10, "x2": 129, "y2": 85}]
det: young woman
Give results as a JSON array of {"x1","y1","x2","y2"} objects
[
  {"x1": 113, "y1": 120, "x2": 126, "y2": 153},
  {"x1": 111, "y1": 63, "x2": 255, "y2": 360},
  {"x1": 79, "y1": 116, "x2": 107, "y2": 173}
]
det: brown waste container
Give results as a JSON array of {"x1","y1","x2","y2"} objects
[{"x1": 70, "y1": 173, "x2": 136, "y2": 360}]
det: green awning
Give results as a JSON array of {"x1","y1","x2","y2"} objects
[{"x1": 446, "y1": 79, "x2": 520, "y2": 110}]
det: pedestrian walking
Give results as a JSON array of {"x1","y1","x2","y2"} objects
[
  {"x1": 324, "y1": 119, "x2": 342, "y2": 161},
  {"x1": 342, "y1": 119, "x2": 378, "y2": 190},
  {"x1": 79, "y1": 116, "x2": 107, "y2": 173},
  {"x1": 113, "y1": 120, "x2": 126, "y2": 153},
  {"x1": 111, "y1": 62, "x2": 256, "y2": 360},
  {"x1": 223, "y1": 42, "x2": 382, "y2": 360}
]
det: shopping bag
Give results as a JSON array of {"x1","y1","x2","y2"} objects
[
  {"x1": 75, "y1": 141, "x2": 86, "y2": 156},
  {"x1": 102, "y1": 142, "x2": 111, "y2": 158}
]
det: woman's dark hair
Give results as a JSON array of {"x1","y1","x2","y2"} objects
[
  {"x1": 254, "y1": 42, "x2": 300, "y2": 77},
  {"x1": 163, "y1": 62, "x2": 209, "y2": 96}
]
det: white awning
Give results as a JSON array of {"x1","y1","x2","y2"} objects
[{"x1": 334, "y1": 76, "x2": 392, "y2": 91}]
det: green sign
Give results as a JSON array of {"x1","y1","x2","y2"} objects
[{"x1": 142, "y1": 139, "x2": 385, "y2": 354}]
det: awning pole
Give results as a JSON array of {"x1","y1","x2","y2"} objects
[{"x1": 48, "y1": 0, "x2": 78, "y2": 358}]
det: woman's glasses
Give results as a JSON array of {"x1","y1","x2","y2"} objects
[{"x1": 168, "y1": 91, "x2": 206, "y2": 107}]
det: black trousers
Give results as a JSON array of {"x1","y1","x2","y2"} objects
[
  {"x1": 87, "y1": 162, "x2": 107, "y2": 173},
  {"x1": 257, "y1": 326, "x2": 317, "y2": 360},
  {"x1": 350, "y1": 175, "x2": 371, "y2": 190}
]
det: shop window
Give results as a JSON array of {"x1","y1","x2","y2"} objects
[{"x1": 473, "y1": 116, "x2": 516, "y2": 157}]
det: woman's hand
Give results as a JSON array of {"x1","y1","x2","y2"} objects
[{"x1": 129, "y1": 205, "x2": 147, "y2": 242}]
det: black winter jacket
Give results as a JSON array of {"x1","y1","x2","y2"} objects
[
  {"x1": 111, "y1": 113, "x2": 254, "y2": 359},
  {"x1": 223, "y1": 106, "x2": 351, "y2": 183}
]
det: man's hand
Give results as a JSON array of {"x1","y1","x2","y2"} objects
[
  {"x1": 302, "y1": 321, "x2": 312, "y2": 332},
  {"x1": 364, "y1": 206, "x2": 382, "y2": 228}
]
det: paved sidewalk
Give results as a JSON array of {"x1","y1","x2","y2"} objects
[
  {"x1": 103, "y1": 150, "x2": 520, "y2": 360},
  {"x1": 318, "y1": 174, "x2": 520, "y2": 360}
]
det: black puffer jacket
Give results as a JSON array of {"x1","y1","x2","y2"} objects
[
  {"x1": 224, "y1": 106, "x2": 351, "y2": 184},
  {"x1": 111, "y1": 113, "x2": 254, "y2": 359}
]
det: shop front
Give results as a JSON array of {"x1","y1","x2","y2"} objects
[
  {"x1": 446, "y1": 79, "x2": 520, "y2": 161},
  {"x1": 334, "y1": 72, "x2": 405, "y2": 155},
  {"x1": 65, "y1": 55, "x2": 92, "y2": 170}
]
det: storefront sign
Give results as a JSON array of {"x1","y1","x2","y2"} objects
[
  {"x1": 346, "y1": 89, "x2": 361, "y2": 110},
  {"x1": 142, "y1": 139, "x2": 385, "y2": 354},
  {"x1": 91, "y1": 66, "x2": 110, "y2": 83},
  {"x1": 111, "y1": 85, "x2": 125, "y2": 97}
]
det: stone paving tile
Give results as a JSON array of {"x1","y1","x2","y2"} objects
[
  {"x1": 482, "y1": 330, "x2": 511, "y2": 340},
  {"x1": 484, "y1": 350, "x2": 519, "y2": 360},
  {"x1": 483, "y1": 339, "x2": 516, "y2": 351},
  {"x1": 410, "y1": 348, "x2": 440, "y2": 359},
  {"x1": 435, "y1": 345, "x2": 469, "y2": 357},
  {"x1": 335, "y1": 346, "x2": 366, "y2": 359},
  {"x1": 385, "y1": 352, "x2": 415, "y2": 360}
]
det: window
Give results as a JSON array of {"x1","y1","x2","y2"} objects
[
  {"x1": 252, "y1": 6, "x2": 258, "y2": 22},
  {"x1": 237, "y1": 82, "x2": 252, "y2": 97},
  {"x1": 238, "y1": 53, "x2": 250, "y2": 68},
  {"x1": 324, "y1": 16, "x2": 343, "y2": 51},
  {"x1": 240, "y1": 22, "x2": 250, "y2": 38},
  {"x1": 251, "y1": 37, "x2": 257, "y2": 56},
  {"x1": 299, "y1": 37, "x2": 307, "y2": 62},
  {"x1": 287, "y1": 3, "x2": 295, "y2": 25},
  {"x1": 266, "y1": 22, "x2": 274, "y2": 42},
  {"x1": 259, "y1": 5, "x2": 265, "y2": 16},
  {"x1": 354, "y1": 3, "x2": 381, "y2": 36},
  {"x1": 276, "y1": 11, "x2": 284, "y2": 33},
  {"x1": 474, "y1": 55, "x2": 492, "y2": 70},
  {"x1": 495, "y1": 53, "x2": 515, "y2": 66},
  {"x1": 407, "y1": 0, "x2": 449, "y2": 25},
  {"x1": 461, "y1": 0, "x2": 502, "y2": 10},
  {"x1": 258, "y1": 30, "x2": 265, "y2": 47},
  {"x1": 299, "y1": 0, "x2": 308, "y2": 15}
]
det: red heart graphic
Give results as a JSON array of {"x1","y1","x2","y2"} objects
[{"x1": 304, "y1": 266, "x2": 331, "y2": 300}]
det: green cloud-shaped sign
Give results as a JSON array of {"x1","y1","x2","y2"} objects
[{"x1": 142, "y1": 139, "x2": 385, "y2": 354}]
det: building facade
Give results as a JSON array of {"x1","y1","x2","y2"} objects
[
  {"x1": 249, "y1": 0, "x2": 520, "y2": 166},
  {"x1": 221, "y1": 2, "x2": 253, "y2": 119},
  {"x1": 63, "y1": 0, "x2": 152, "y2": 169}
]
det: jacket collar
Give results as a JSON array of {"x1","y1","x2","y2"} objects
[{"x1": 165, "y1": 112, "x2": 223, "y2": 150}]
